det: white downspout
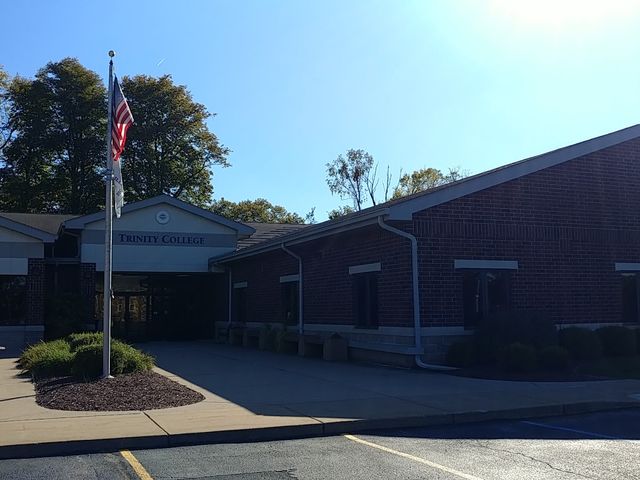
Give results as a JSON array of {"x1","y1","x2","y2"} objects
[
  {"x1": 281, "y1": 243, "x2": 304, "y2": 335},
  {"x1": 227, "y1": 267, "x2": 232, "y2": 328},
  {"x1": 377, "y1": 216, "x2": 456, "y2": 371}
]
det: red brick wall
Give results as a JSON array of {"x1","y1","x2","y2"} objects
[
  {"x1": 79, "y1": 263, "x2": 96, "y2": 326},
  {"x1": 226, "y1": 138, "x2": 640, "y2": 330},
  {"x1": 299, "y1": 225, "x2": 412, "y2": 326},
  {"x1": 230, "y1": 250, "x2": 298, "y2": 324},
  {"x1": 27, "y1": 258, "x2": 46, "y2": 326},
  {"x1": 414, "y1": 137, "x2": 640, "y2": 326},
  {"x1": 229, "y1": 225, "x2": 414, "y2": 327}
]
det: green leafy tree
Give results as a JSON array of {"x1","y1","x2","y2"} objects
[
  {"x1": 121, "y1": 75, "x2": 229, "y2": 207},
  {"x1": 326, "y1": 149, "x2": 375, "y2": 211},
  {"x1": 392, "y1": 166, "x2": 467, "y2": 199},
  {"x1": 327, "y1": 205, "x2": 355, "y2": 220},
  {"x1": 0, "y1": 59, "x2": 106, "y2": 213},
  {"x1": 211, "y1": 198, "x2": 307, "y2": 224},
  {"x1": 0, "y1": 75, "x2": 59, "y2": 212},
  {"x1": 0, "y1": 66, "x2": 11, "y2": 156}
]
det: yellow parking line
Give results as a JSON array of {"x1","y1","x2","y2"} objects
[
  {"x1": 121, "y1": 449, "x2": 154, "y2": 480},
  {"x1": 343, "y1": 434, "x2": 484, "y2": 480}
]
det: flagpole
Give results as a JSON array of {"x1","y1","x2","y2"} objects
[{"x1": 102, "y1": 50, "x2": 115, "y2": 379}]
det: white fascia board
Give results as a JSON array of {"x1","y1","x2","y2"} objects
[
  {"x1": 389, "y1": 124, "x2": 640, "y2": 220},
  {"x1": 349, "y1": 262, "x2": 382, "y2": 275},
  {"x1": 0, "y1": 258, "x2": 28, "y2": 275},
  {"x1": 279, "y1": 274, "x2": 299, "y2": 283},
  {"x1": 454, "y1": 259, "x2": 518, "y2": 270},
  {"x1": 615, "y1": 262, "x2": 640, "y2": 271}
]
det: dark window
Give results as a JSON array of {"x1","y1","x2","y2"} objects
[
  {"x1": 233, "y1": 287, "x2": 247, "y2": 324},
  {"x1": 353, "y1": 273, "x2": 378, "y2": 329},
  {"x1": 281, "y1": 281, "x2": 299, "y2": 325},
  {"x1": 622, "y1": 274, "x2": 639, "y2": 322},
  {"x1": 462, "y1": 270, "x2": 510, "y2": 328},
  {"x1": 0, "y1": 276, "x2": 27, "y2": 326}
]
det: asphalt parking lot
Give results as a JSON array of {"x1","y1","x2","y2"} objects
[{"x1": 2, "y1": 408, "x2": 639, "y2": 480}]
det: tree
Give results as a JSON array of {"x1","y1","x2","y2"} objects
[
  {"x1": 0, "y1": 59, "x2": 106, "y2": 213},
  {"x1": 392, "y1": 166, "x2": 467, "y2": 199},
  {"x1": 40, "y1": 59, "x2": 107, "y2": 213},
  {"x1": 326, "y1": 149, "x2": 374, "y2": 211},
  {"x1": 211, "y1": 198, "x2": 307, "y2": 224},
  {"x1": 121, "y1": 75, "x2": 229, "y2": 207},
  {"x1": 327, "y1": 205, "x2": 355, "y2": 220},
  {"x1": 0, "y1": 66, "x2": 11, "y2": 156},
  {"x1": 0, "y1": 76, "x2": 56, "y2": 212}
]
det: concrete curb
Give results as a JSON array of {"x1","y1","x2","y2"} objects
[{"x1": 0, "y1": 401, "x2": 636, "y2": 460}]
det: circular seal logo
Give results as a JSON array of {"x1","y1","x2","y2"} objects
[{"x1": 155, "y1": 210, "x2": 170, "y2": 225}]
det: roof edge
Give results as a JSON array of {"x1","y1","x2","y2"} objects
[
  {"x1": 389, "y1": 123, "x2": 640, "y2": 220},
  {"x1": 214, "y1": 209, "x2": 388, "y2": 263},
  {"x1": 0, "y1": 216, "x2": 57, "y2": 242},
  {"x1": 63, "y1": 194, "x2": 255, "y2": 235}
]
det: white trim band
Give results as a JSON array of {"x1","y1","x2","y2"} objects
[
  {"x1": 0, "y1": 258, "x2": 28, "y2": 275},
  {"x1": 615, "y1": 262, "x2": 640, "y2": 272},
  {"x1": 233, "y1": 281, "x2": 247, "y2": 288},
  {"x1": 349, "y1": 262, "x2": 382, "y2": 275},
  {"x1": 279, "y1": 274, "x2": 299, "y2": 283},
  {"x1": 454, "y1": 259, "x2": 518, "y2": 270}
]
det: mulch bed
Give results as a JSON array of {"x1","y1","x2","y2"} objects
[{"x1": 35, "y1": 371, "x2": 205, "y2": 411}]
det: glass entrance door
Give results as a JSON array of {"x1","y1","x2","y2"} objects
[{"x1": 110, "y1": 293, "x2": 149, "y2": 341}]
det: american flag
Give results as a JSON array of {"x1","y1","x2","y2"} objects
[{"x1": 111, "y1": 76, "x2": 133, "y2": 218}]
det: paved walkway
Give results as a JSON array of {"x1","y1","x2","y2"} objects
[{"x1": 2, "y1": 341, "x2": 640, "y2": 458}]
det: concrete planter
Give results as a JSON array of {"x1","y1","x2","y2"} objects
[{"x1": 323, "y1": 334, "x2": 348, "y2": 362}]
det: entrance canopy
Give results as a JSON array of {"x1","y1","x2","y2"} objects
[{"x1": 63, "y1": 195, "x2": 254, "y2": 273}]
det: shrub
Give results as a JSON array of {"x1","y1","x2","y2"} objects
[
  {"x1": 445, "y1": 340, "x2": 476, "y2": 368},
  {"x1": 475, "y1": 310, "x2": 557, "y2": 363},
  {"x1": 72, "y1": 341, "x2": 154, "y2": 379},
  {"x1": 498, "y1": 343, "x2": 537, "y2": 373},
  {"x1": 20, "y1": 339, "x2": 74, "y2": 378},
  {"x1": 19, "y1": 334, "x2": 154, "y2": 380},
  {"x1": 67, "y1": 332, "x2": 103, "y2": 351},
  {"x1": 596, "y1": 326, "x2": 637, "y2": 357},
  {"x1": 538, "y1": 345, "x2": 570, "y2": 371},
  {"x1": 558, "y1": 327, "x2": 603, "y2": 361}
]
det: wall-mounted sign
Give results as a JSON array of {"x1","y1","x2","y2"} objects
[
  {"x1": 83, "y1": 230, "x2": 236, "y2": 248},
  {"x1": 155, "y1": 210, "x2": 170, "y2": 224}
]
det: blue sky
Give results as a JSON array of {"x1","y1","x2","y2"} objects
[{"x1": 3, "y1": 0, "x2": 640, "y2": 220}]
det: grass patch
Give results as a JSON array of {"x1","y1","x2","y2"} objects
[
  {"x1": 19, "y1": 332, "x2": 155, "y2": 380},
  {"x1": 577, "y1": 355, "x2": 640, "y2": 379}
]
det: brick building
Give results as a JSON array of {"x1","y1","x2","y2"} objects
[
  {"x1": 1, "y1": 125, "x2": 640, "y2": 365},
  {"x1": 217, "y1": 125, "x2": 640, "y2": 365}
]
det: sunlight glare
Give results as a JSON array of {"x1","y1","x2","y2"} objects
[{"x1": 488, "y1": 0, "x2": 640, "y2": 32}]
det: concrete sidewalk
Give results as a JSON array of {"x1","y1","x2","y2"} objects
[{"x1": 2, "y1": 341, "x2": 640, "y2": 459}]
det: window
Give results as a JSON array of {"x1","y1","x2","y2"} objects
[
  {"x1": 462, "y1": 271, "x2": 510, "y2": 328},
  {"x1": 622, "y1": 274, "x2": 639, "y2": 322},
  {"x1": 353, "y1": 273, "x2": 378, "y2": 328},
  {"x1": 281, "y1": 281, "x2": 299, "y2": 325},
  {"x1": 233, "y1": 284, "x2": 247, "y2": 324},
  {"x1": 0, "y1": 276, "x2": 27, "y2": 326}
]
